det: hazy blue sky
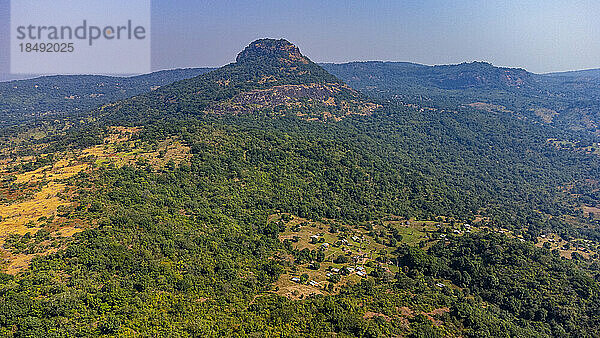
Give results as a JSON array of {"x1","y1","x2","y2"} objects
[{"x1": 1, "y1": 0, "x2": 599, "y2": 79}]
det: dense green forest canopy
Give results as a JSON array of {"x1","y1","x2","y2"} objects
[{"x1": 1, "y1": 115, "x2": 599, "y2": 336}]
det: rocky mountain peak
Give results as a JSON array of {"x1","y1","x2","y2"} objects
[{"x1": 236, "y1": 38, "x2": 309, "y2": 64}]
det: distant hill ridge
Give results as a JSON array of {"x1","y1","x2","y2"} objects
[
  {"x1": 321, "y1": 60, "x2": 536, "y2": 91},
  {"x1": 4, "y1": 41, "x2": 600, "y2": 131},
  {"x1": 322, "y1": 60, "x2": 600, "y2": 135},
  {"x1": 0, "y1": 68, "x2": 213, "y2": 127}
]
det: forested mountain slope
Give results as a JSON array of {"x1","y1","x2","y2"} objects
[
  {"x1": 0, "y1": 39, "x2": 599, "y2": 337},
  {"x1": 94, "y1": 39, "x2": 379, "y2": 124},
  {"x1": 322, "y1": 61, "x2": 600, "y2": 136}
]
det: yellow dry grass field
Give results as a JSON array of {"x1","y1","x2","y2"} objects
[
  {"x1": 0, "y1": 126, "x2": 193, "y2": 274},
  {"x1": 1, "y1": 249, "x2": 59, "y2": 275},
  {"x1": 0, "y1": 182, "x2": 69, "y2": 235},
  {"x1": 0, "y1": 184, "x2": 83, "y2": 274},
  {"x1": 532, "y1": 107, "x2": 559, "y2": 124},
  {"x1": 12, "y1": 160, "x2": 87, "y2": 185},
  {"x1": 0, "y1": 155, "x2": 90, "y2": 274}
]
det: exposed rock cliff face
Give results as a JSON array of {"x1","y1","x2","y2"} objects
[{"x1": 236, "y1": 39, "x2": 310, "y2": 65}]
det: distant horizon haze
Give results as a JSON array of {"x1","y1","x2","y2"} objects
[{"x1": 1, "y1": 0, "x2": 599, "y2": 81}]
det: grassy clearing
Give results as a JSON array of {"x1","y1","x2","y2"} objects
[
  {"x1": 271, "y1": 214, "x2": 544, "y2": 300},
  {"x1": 534, "y1": 233, "x2": 598, "y2": 259},
  {"x1": 273, "y1": 214, "x2": 463, "y2": 299}
]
